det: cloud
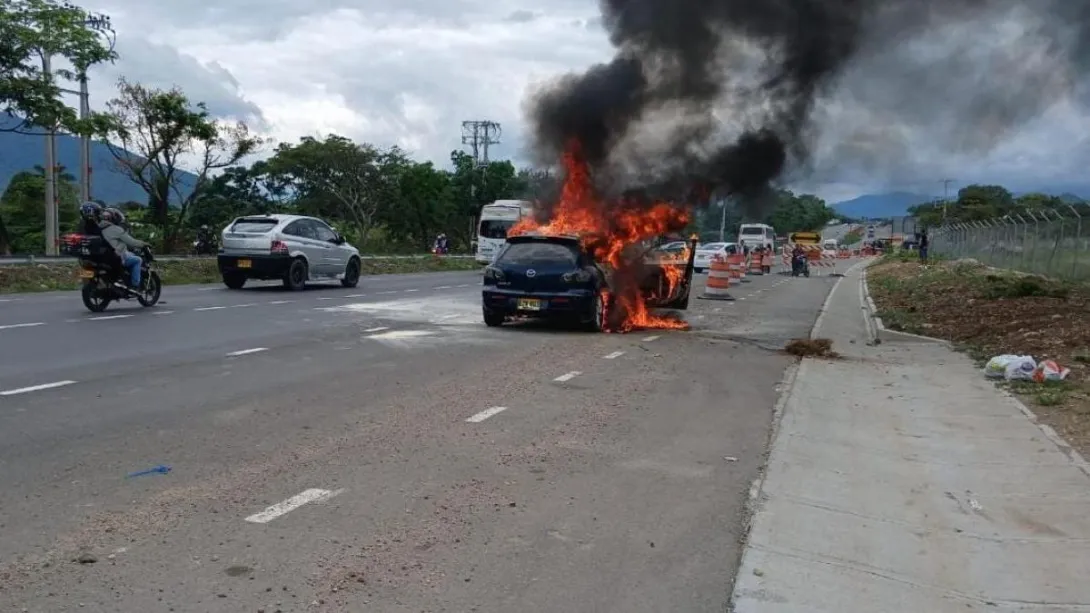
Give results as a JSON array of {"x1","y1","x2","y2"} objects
[{"x1": 62, "y1": 0, "x2": 1090, "y2": 202}]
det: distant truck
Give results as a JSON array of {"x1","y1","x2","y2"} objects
[{"x1": 476, "y1": 200, "x2": 534, "y2": 264}]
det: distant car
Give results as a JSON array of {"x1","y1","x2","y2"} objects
[
  {"x1": 693, "y1": 242, "x2": 737, "y2": 272},
  {"x1": 217, "y1": 214, "x2": 361, "y2": 291},
  {"x1": 481, "y1": 234, "x2": 693, "y2": 330}
]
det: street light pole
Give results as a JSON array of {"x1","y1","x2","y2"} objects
[
  {"x1": 73, "y1": 9, "x2": 115, "y2": 203},
  {"x1": 43, "y1": 53, "x2": 58, "y2": 256}
]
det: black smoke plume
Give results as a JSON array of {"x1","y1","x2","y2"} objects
[{"x1": 527, "y1": 0, "x2": 1090, "y2": 218}]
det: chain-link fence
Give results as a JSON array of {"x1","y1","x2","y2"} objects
[
  {"x1": 887, "y1": 216, "x2": 919, "y2": 239},
  {"x1": 931, "y1": 205, "x2": 1090, "y2": 281}
]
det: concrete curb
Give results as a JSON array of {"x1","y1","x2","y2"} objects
[{"x1": 859, "y1": 265, "x2": 952, "y2": 346}]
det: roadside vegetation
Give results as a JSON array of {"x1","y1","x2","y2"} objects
[
  {"x1": 867, "y1": 255, "x2": 1090, "y2": 456},
  {"x1": 0, "y1": 256, "x2": 479, "y2": 294}
]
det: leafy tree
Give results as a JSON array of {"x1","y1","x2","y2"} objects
[
  {"x1": 97, "y1": 78, "x2": 263, "y2": 250},
  {"x1": 763, "y1": 190, "x2": 836, "y2": 234},
  {"x1": 0, "y1": 0, "x2": 117, "y2": 134},
  {"x1": 380, "y1": 161, "x2": 455, "y2": 250},
  {"x1": 448, "y1": 150, "x2": 522, "y2": 244},
  {"x1": 0, "y1": 164, "x2": 78, "y2": 253},
  {"x1": 267, "y1": 135, "x2": 405, "y2": 245},
  {"x1": 188, "y1": 164, "x2": 283, "y2": 232}
]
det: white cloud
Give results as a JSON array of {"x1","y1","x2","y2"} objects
[{"x1": 55, "y1": 0, "x2": 1090, "y2": 203}]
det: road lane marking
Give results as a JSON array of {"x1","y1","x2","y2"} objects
[
  {"x1": 456, "y1": 284, "x2": 471, "y2": 287},
  {"x1": 267, "y1": 300, "x2": 293, "y2": 305},
  {"x1": 318, "y1": 297, "x2": 335, "y2": 300},
  {"x1": 0, "y1": 322, "x2": 44, "y2": 330},
  {"x1": 403, "y1": 289, "x2": 419, "y2": 292},
  {"x1": 641, "y1": 335, "x2": 660, "y2": 342},
  {"x1": 434, "y1": 285, "x2": 452, "y2": 289},
  {"x1": 226, "y1": 347, "x2": 268, "y2": 357},
  {"x1": 466, "y1": 406, "x2": 507, "y2": 422},
  {"x1": 343, "y1": 294, "x2": 366, "y2": 298},
  {"x1": 603, "y1": 351, "x2": 625, "y2": 359},
  {"x1": 198, "y1": 287, "x2": 220, "y2": 291},
  {"x1": 89, "y1": 314, "x2": 133, "y2": 320},
  {"x1": 153, "y1": 310, "x2": 175, "y2": 315},
  {"x1": 194, "y1": 306, "x2": 226, "y2": 311},
  {"x1": 363, "y1": 326, "x2": 388, "y2": 332},
  {"x1": 244, "y1": 488, "x2": 345, "y2": 524},
  {"x1": 554, "y1": 371, "x2": 581, "y2": 382},
  {"x1": 231, "y1": 303, "x2": 258, "y2": 308},
  {"x1": 1, "y1": 380, "x2": 76, "y2": 396},
  {"x1": 377, "y1": 290, "x2": 397, "y2": 294}
]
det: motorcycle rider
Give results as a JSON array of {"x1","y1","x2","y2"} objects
[
  {"x1": 195, "y1": 224, "x2": 215, "y2": 254},
  {"x1": 79, "y1": 201, "x2": 104, "y2": 236},
  {"x1": 99, "y1": 207, "x2": 148, "y2": 289},
  {"x1": 433, "y1": 233, "x2": 449, "y2": 254}
]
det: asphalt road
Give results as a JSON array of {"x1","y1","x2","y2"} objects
[{"x1": 0, "y1": 266, "x2": 845, "y2": 612}]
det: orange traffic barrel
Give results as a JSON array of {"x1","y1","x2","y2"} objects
[
  {"x1": 702, "y1": 257, "x2": 734, "y2": 300},
  {"x1": 748, "y1": 254, "x2": 764, "y2": 275}
]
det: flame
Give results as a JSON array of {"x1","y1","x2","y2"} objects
[{"x1": 510, "y1": 142, "x2": 692, "y2": 332}]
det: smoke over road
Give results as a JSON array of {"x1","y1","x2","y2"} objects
[{"x1": 526, "y1": 0, "x2": 1090, "y2": 211}]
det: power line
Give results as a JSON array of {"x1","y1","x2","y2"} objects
[{"x1": 460, "y1": 120, "x2": 501, "y2": 167}]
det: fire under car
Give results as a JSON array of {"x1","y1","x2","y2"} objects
[{"x1": 481, "y1": 234, "x2": 697, "y2": 331}]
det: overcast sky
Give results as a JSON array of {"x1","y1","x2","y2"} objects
[{"x1": 65, "y1": 0, "x2": 1090, "y2": 203}]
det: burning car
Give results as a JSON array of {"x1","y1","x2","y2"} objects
[{"x1": 481, "y1": 233, "x2": 696, "y2": 332}]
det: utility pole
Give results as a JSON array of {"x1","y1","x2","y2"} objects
[
  {"x1": 67, "y1": 6, "x2": 115, "y2": 202},
  {"x1": 42, "y1": 54, "x2": 58, "y2": 256},
  {"x1": 940, "y1": 178, "x2": 955, "y2": 220},
  {"x1": 461, "y1": 120, "x2": 501, "y2": 167}
]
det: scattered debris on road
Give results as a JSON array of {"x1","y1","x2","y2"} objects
[
  {"x1": 126, "y1": 464, "x2": 171, "y2": 478},
  {"x1": 784, "y1": 338, "x2": 838, "y2": 358},
  {"x1": 868, "y1": 258, "x2": 1090, "y2": 456}
]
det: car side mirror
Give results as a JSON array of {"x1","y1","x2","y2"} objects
[{"x1": 332, "y1": 234, "x2": 346, "y2": 245}]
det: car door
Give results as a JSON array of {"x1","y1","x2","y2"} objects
[
  {"x1": 311, "y1": 219, "x2": 346, "y2": 273},
  {"x1": 283, "y1": 219, "x2": 331, "y2": 275}
]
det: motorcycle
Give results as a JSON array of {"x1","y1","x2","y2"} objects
[
  {"x1": 192, "y1": 237, "x2": 217, "y2": 255},
  {"x1": 790, "y1": 251, "x2": 810, "y2": 277},
  {"x1": 77, "y1": 237, "x2": 162, "y2": 313}
]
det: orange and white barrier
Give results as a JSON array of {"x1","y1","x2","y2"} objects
[
  {"x1": 747, "y1": 253, "x2": 764, "y2": 275},
  {"x1": 702, "y1": 257, "x2": 734, "y2": 299},
  {"x1": 726, "y1": 253, "x2": 746, "y2": 282}
]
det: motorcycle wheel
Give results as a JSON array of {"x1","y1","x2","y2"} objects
[
  {"x1": 138, "y1": 272, "x2": 162, "y2": 307},
  {"x1": 81, "y1": 282, "x2": 110, "y2": 313}
]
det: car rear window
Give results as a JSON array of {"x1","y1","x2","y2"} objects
[
  {"x1": 740, "y1": 227, "x2": 764, "y2": 235},
  {"x1": 700, "y1": 243, "x2": 726, "y2": 250},
  {"x1": 497, "y1": 242, "x2": 578, "y2": 265},
  {"x1": 230, "y1": 219, "x2": 279, "y2": 233}
]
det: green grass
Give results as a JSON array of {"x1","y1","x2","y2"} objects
[
  {"x1": 875, "y1": 307, "x2": 926, "y2": 335},
  {"x1": 0, "y1": 256, "x2": 480, "y2": 294},
  {"x1": 1002, "y1": 379, "x2": 1076, "y2": 407}
]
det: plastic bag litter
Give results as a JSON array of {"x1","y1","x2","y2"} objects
[
  {"x1": 1033, "y1": 359, "x2": 1071, "y2": 383},
  {"x1": 983, "y1": 355, "x2": 1037, "y2": 380}
]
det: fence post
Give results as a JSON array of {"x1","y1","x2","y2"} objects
[{"x1": 1068, "y1": 205, "x2": 1083, "y2": 280}]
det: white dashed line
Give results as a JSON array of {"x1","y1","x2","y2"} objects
[
  {"x1": 378, "y1": 291, "x2": 397, "y2": 295},
  {"x1": 153, "y1": 310, "x2": 175, "y2": 315},
  {"x1": 194, "y1": 306, "x2": 226, "y2": 311},
  {"x1": 554, "y1": 371, "x2": 582, "y2": 382},
  {"x1": 0, "y1": 380, "x2": 76, "y2": 396},
  {"x1": 318, "y1": 297, "x2": 335, "y2": 300},
  {"x1": 603, "y1": 351, "x2": 625, "y2": 359},
  {"x1": 343, "y1": 294, "x2": 366, "y2": 298},
  {"x1": 641, "y1": 335, "x2": 660, "y2": 342},
  {"x1": 455, "y1": 284, "x2": 471, "y2": 288},
  {"x1": 226, "y1": 347, "x2": 268, "y2": 357},
  {"x1": 466, "y1": 406, "x2": 507, "y2": 422},
  {"x1": 363, "y1": 326, "x2": 389, "y2": 333},
  {"x1": 198, "y1": 287, "x2": 220, "y2": 291},
  {"x1": 0, "y1": 322, "x2": 44, "y2": 330},
  {"x1": 244, "y1": 488, "x2": 345, "y2": 524},
  {"x1": 267, "y1": 300, "x2": 293, "y2": 305},
  {"x1": 89, "y1": 314, "x2": 133, "y2": 320},
  {"x1": 436, "y1": 314, "x2": 458, "y2": 320},
  {"x1": 231, "y1": 303, "x2": 258, "y2": 308},
  {"x1": 403, "y1": 289, "x2": 419, "y2": 292},
  {"x1": 434, "y1": 286, "x2": 452, "y2": 289}
]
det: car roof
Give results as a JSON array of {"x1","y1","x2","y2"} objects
[
  {"x1": 506, "y1": 233, "x2": 582, "y2": 247},
  {"x1": 233, "y1": 214, "x2": 310, "y2": 224}
]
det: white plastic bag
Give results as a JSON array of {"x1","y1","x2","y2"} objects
[
  {"x1": 1033, "y1": 360, "x2": 1070, "y2": 383},
  {"x1": 984, "y1": 355, "x2": 1037, "y2": 380}
]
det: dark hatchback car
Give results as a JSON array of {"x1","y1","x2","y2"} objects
[
  {"x1": 482, "y1": 234, "x2": 696, "y2": 330},
  {"x1": 482, "y1": 235, "x2": 610, "y2": 330}
]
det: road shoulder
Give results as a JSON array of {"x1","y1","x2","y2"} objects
[{"x1": 731, "y1": 263, "x2": 1090, "y2": 612}]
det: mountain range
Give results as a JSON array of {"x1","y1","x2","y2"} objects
[
  {"x1": 831, "y1": 188, "x2": 1090, "y2": 219},
  {"x1": 0, "y1": 126, "x2": 197, "y2": 205}
]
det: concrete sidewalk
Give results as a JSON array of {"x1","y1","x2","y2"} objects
[{"x1": 731, "y1": 263, "x2": 1090, "y2": 612}]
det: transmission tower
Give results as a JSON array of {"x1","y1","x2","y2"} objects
[{"x1": 461, "y1": 120, "x2": 501, "y2": 166}]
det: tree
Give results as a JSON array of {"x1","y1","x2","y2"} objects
[
  {"x1": 448, "y1": 150, "x2": 522, "y2": 244},
  {"x1": 97, "y1": 78, "x2": 263, "y2": 250},
  {"x1": 268, "y1": 135, "x2": 405, "y2": 246},
  {"x1": 380, "y1": 161, "x2": 455, "y2": 250},
  {"x1": 188, "y1": 164, "x2": 280, "y2": 231},
  {"x1": 0, "y1": 0, "x2": 117, "y2": 134},
  {"x1": 764, "y1": 190, "x2": 835, "y2": 234},
  {"x1": 0, "y1": 164, "x2": 78, "y2": 253}
]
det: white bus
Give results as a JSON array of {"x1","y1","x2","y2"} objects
[
  {"x1": 476, "y1": 200, "x2": 534, "y2": 264},
  {"x1": 737, "y1": 223, "x2": 775, "y2": 253}
]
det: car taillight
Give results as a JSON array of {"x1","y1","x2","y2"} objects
[
  {"x1": 270, "y1": 240, "x2": 288, "y2": 254},
  {"x1": 562, "y1": 269, "x2": 592, "y2": 283},
  {"x1": 483, "y1": 266, "x2": 505, "y2": 282}
]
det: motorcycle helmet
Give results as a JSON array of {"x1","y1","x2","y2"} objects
[
  {"x1": 80, "y1": 201, "x2": 102, "y2": 221},
  {"x1": 104, "y1": 207, "x2": 126, "y2": 225}
]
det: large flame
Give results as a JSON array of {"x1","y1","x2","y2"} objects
[{"x1": 510, "y1": 143, "x2": 692, "y2": 332}]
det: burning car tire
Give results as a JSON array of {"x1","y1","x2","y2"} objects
[{"x1": 583, "y1": 292, "x2": 609, "y2": 332}]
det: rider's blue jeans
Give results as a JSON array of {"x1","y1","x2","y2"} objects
[{"x1": 121, "y1": 252, "x2": 142, "y2": 287}]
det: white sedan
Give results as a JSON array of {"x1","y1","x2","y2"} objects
[{"x1": 693, "y1": 242, "x2": 737, "y2": 272}]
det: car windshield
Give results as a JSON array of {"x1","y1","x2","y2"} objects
[
  {"x1": 497, "y1": 242, "x2": 578, "y2": 265},
  {"x1": 230, "y1": 219, "x2": 278, "y2": 233},
  {"x1": 479, "y1": 219, "x2": 515, "y2": 239},
  {"x1": 700, "y1": 243, "x2": 726, "y2": 251},
  {"x1": 740, "y1": 227, "x2": 764, "y2": 235}
]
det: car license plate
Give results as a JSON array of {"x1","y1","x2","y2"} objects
[
  {"x1": 517, "y1": 298, "x2": 542, "y2": 311},
  {"x1": 237, "y1": 259, "x2": 251, "y2": 269},
  {"x1": 79, "y1": 269, "x2": 94, "y2": 278}
]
